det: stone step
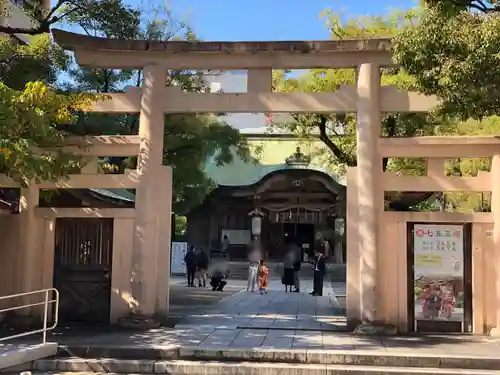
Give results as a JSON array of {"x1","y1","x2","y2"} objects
[
  {"x1": 25, "y1": 361, "x2": 500, "y2": 375},
  {"x1": 39, "y1": 346, "x2": 500, "y2": 370}
]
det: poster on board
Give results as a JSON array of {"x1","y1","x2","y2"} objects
[
  {"x1": 171, "y1": 242, "x2": 188, "y2": 275},
  {"x1": 413, "y1": 224, "x2": 464, "y2": 324}
]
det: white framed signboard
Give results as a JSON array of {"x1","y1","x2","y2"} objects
[
  {"x1": 171, "y1": 242, "x2": 188, "y2": 275},
  {"x1": 221, "y1": 229, "x2": 251, "y2": 245},
  {"x1": 413, "y1": 224, "x2": 464, "y2": 326}
]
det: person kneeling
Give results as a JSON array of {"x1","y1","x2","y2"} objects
[{"x1": 210, "y1": 270, "x2": 227, "y2": 292}]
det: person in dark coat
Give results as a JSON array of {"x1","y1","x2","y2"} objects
[
  {"x1": 282, "y1": 248, "x2": 295, "y2": 292},
  {"x1": 184, "y1": 246, "x2": 197, "y2": 287},
  {"x1": 292, "y1": 257, "x2": 301, "y2": 293},
  {"x1": 196, "y1": 248, "x2": 209, "y2": 288},
  {"x1": 210, "y1": 269, "x2": 227, "y2": 291},
  {"x1": 310, "y1": 249, "x2": 326, "y2": 296}
]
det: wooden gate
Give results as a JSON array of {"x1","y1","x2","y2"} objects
[{"x1": 53, "y1": 218, "x2": 113, "y2": 324}]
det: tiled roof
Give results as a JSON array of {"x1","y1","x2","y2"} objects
[
  {"x1": 88, "y1": 188, "x2": 135, "y2": 203},
  {"x1": 204, "y1": 152, "x2": 346, "y2": 187}
]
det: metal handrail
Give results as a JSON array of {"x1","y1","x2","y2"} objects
[{"x1": 0, "y1": 288, "x2": 59, "y2": 344}]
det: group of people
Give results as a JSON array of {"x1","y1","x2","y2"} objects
[
  {"x1": 247, "y1": 259, "x2": 269, "y2": 294},
  {"x1": 183, "y1": 242, "x2": 327, "y2": 296},
  {"x1": 420, "y1": 284, "x2": 456, "y2": 320},
  {"x1": 282, "y1": 247, "x2": 326, "y2": 296},
  {"x1": 246, "y1": 248, "x2": 326, "y2": 296},
  {"x1": 183, "y1": 246, "x2": 227, "y2": 291}
]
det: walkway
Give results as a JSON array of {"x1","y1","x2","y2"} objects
[
  {"x1": 171, "y1": 284, "x2": 346, "y2": 349},
  {"x1": 3, "y1": 279, "x2": 500, "y2": 356}
]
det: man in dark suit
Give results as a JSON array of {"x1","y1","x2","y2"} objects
[
  {"x1": 310, "y1": 249, "x2": 326, "y2": 296},
  {"x1": 184, "y1": 246, "x2": 197, "y2": 287}
]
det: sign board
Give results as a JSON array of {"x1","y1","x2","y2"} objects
[
  {"x1": 413, "y1": 224, "x2": 464, "y2": 325},
  {"x1": 171, "y1": 242, "x2": 188, "y2": 275},
  {"x1": 221, "y1": 229, "x2": 251, "y2": 245}
]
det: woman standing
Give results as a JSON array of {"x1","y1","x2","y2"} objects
[{"x1": 282, "y1": 250, "x2": 295, "y2": 292}]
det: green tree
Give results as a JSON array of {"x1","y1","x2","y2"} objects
[
  {"x1": 0, "y1": 0, "x2": 93, "y2": 35},
  {"x1": 0, "y1": 33, "x2": 98, "y2": 185},
  {"x1": 273, "y1": 10, "x2": 442, "y2": 210},
  {"x1": 392, "y1": 1, "x2": 500, "y2": 119},
  {"x1": 390, "y1": 1, "x2": 500, "y2": 212},
  {"x1": 0, "y1": 34, "x2": 69, "y2": 89},
  {"x1": 63, "y1": 0, "x2": 250, "y2": 214}
]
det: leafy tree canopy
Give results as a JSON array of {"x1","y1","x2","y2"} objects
[
  {"x1": 274, "y1": 8, "x2": 500, "y2": 212},
  {"x1": 273, "y1": 10, "x2": 441, "y2": 210},
  {"x1": 62, "y1": 0, "x2": 250, "y2": 214},
  {"x1": 392, "y1": 1, "x2": 500, "y2": 119},
  {"x1": 0, "y1": 34, "x2": 97, "y2": 185}
]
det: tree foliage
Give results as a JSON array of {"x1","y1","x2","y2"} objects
[
  {"x1": 425, "y1": 0, "x2": 500, "y2": 13},
  {"x1": 0, "y1": 34, "x2": 69, "y2": 89},
  {"x1": 392, "y1": 2, "x2": 500, "y2": 119},
  {"x1": 1, "y1": 0, "x2": 89, "y2": 35},
  {"x1": 63, "y1": 0, "x2": 250, "y2": 214},
  {"x1": 273, "y1": 10, "x2": 442, "y2": 210},
  {"x1": 0, "y1": 34, "x2": 98, "y2": 185},
  {"x1": 389, "y1": 1, "x2": 500, "y2": 212}
]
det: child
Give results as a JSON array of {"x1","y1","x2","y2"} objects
[
  {"x1": 258, "y1": 260, "x2": 269, "y2": 295},
  {"x1": 441, "y1": 285, "x2": 455, "y2": 320},
  {"x1": 427, "y1": 285, "x2": 442, "y2": 319},
  {"x1": 421, "y1": 285, "x2": 431, "y2": 318}
]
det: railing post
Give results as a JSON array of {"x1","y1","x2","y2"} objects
[{"x1": 42, "y1": 290, "x2": 49, "y2": 344}]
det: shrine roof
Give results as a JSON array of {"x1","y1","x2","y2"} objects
[
  {"x1": 51, "y1": 29, "x2": 391, "y2": 54},
  {"x1": 204, "y1": 153, "x2": 346, "y2": 188},
  {"x1": 88, "y1": 157, "x2": 345, "y2": 206},
  {"x1": 88, "y1": 188, "x2": 135, "y2": 203}
]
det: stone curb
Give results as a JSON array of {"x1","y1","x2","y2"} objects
[
  {"x1": 30, "y1": 360, "x2": 500, "y2": 375},
  {"x1": 52, "y1": 346, "x2": 500, "y2": 370}
]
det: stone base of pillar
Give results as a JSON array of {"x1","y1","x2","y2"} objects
[
  {"x1": 346, "y1": 317, "x2": 362, "y2": 332},
  {"x1": 489, "y1": 327, "x2": 500, "y2": 336},
  {"x1": 117, "y1": 313, "x2": 161, "y2": 330},
  {"x1": 354, "y1": 321, "x2": 397, "y2": 336}
]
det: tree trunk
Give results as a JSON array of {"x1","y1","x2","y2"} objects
[{"x1": 317, "y1": 115, "x2": 433, "y2": 211}]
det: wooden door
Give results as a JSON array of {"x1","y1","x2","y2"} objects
[{"x1": 53, "y1": 218, "x2": 113, "y2": 324}]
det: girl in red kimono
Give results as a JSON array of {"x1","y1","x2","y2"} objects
[
  {"x1": 441, "y1": 286, "x2": 455, "y2": 319},
  {"x1": 421, "y1": 285, "x2": 432, "y2": 318},
  {"x1": 258, "y1": 260, "x2": 269, "y2": 295}
]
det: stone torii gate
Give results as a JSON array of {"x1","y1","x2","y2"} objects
[{"x1": 51, "y1": 29, "x2": 439, "y2": 326}]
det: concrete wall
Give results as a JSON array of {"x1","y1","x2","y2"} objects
[
  {"x1": 0, "y1": 215, "x2": 21, "y2": 298},
  {"x1": 110, "y1": 217, "x2": 134, "y2": 322},
  {"x1": 0, "y1": 210, "x2": 150, "y2": 323},
  {"x1": 347, "y1": 168, "x2": 497, "y2": 334}
]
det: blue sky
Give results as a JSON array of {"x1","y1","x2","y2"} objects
[
  {"x1": 164, "y1": 0, "x2": 418, "y2": 41},
  {"x1": 60, "y1": 0, "x2": 419, "y2": 40}
]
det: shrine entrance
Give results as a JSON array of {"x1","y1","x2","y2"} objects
[{"x1": 256, "y1": 168, "x2": 344, "y2": 260}]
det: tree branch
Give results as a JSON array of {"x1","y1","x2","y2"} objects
[
  {"x1": 0, "y1": 0, "x2": 77, "y2": 35},
  {"x1": 383, "y1": 115, "x2": 397, "y2": 172},
  {"x1": 317, "y1": 115, "x2": 356, "y2": 166},
  {"x1": 449, "y1": 0, "x2": 499, "y2": 12}
]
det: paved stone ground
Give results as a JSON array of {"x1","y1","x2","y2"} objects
[{"x1": 3, "y1": 278, "x2": 500, "y2": 356}]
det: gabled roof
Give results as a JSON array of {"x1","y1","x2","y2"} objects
[
  {"x1": 203, "y1": 150, "x2": 346, "y2": 188},
  {"x1": 89, "y1": 147, "x2": 346, "y2": 204},
  {"x1": 88, "y1": 188, "x2": 135, "y2": 203},
  {"x1": 205, "y1": 159, "x2": 346, "y2": 187}
]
